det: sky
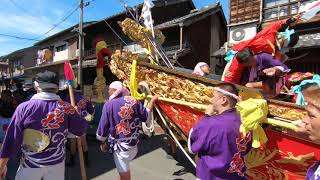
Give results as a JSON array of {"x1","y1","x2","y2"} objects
[{"x1": 0, "y1": 0, "x2": 229, "y2": 56}]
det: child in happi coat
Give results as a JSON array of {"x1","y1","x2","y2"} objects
[
  {"x1": 96, "y1": 81, "x2": 158, "y2": 180},
  {"x1": 0, "y1": 71, "x2": 87, "y2": 180}
]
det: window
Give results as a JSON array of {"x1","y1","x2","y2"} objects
[
  {"x1": 13, "y1": 60, "x2": 22, "y2": 70},
  {"x1": 263, "y1": 0, "x2": 301, "y2": 20},
  {"x1": 56, "y1": 44, "x2": 67, "y2": 52}
]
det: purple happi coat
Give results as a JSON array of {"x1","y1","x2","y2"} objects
[
  {"x1": 241, "y1": 53, "x2": 289, "y2": 85},
  {"x1": 189, "y1": 108, "x2": 252, "y2": 180},
  {"x1": 306, "y1": 161, "x2": 320, "y2": 180},
  {"x1": 0, "y1": 93, "x2": 87, "y2": 168},
  {"x1": 96, "y1": 96, "x2": 149, "y2": 153},
  {"x1": 65, "y1": 91, "x2": 94, "y2": 118}
]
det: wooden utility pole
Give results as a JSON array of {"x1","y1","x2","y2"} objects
[
  {"x1": 78, "y1": 0, "x2": 84, "y2": 89},
  {"x1": 77, "y1": 2, "x2": 87, "y2": 180}
]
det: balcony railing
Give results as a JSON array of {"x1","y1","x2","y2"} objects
[
  {"x1": 263, "y1": 0, "x2": 313, "y2": 22},
  {"x1": 84, "y1": 43, "x2": 122, "y2": 59}
]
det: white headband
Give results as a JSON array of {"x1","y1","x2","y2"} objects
[
  {"x1": 34, "y1": 81, "x2": 58, "y2": 90},
  {"x1": 213, "y1": 87, "x2": 241, "y2": 101}
]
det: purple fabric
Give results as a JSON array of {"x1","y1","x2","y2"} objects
[
  {"x1": 306, "y1": 161, "x2": 320, "y2": 180},
  {"x1": 65, "y1": 91, "x2": 95, "y2": 118},
  {"x1": 241, "y1": 53, "x2": 288, "y2": 85},
  {"x1": 96, "y1": 96, "x2": 148, "y2": 152},
  {"x1": 0, "y1": 99, "x2": 87, "y2": 168},
  {"x1": 190, "y1": 108, "x2": 252, "y2": 180}
]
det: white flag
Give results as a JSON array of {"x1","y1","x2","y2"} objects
[{"x1": 141, "y1": 0, "x2": 154, "y2": 29}]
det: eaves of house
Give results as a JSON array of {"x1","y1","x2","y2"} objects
[
  {"x1": 154, "y1": 3, "x2": 226, "y2": 30},
  {"x1": 34, "y1": 22, "x2": 97, "y2": 46}
]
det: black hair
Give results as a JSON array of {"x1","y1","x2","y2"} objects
[
  {"x1": 215, "y1": 82, "x2": 239, "y2": 106},
  {"x1": 1, "y1": 90, "x2": 12, "y2": 97},
  {"x1": 288, "y1": 32, "x2": 299, "y2": 47},
  {"x1": 35, "y1": 71, "x2": 59, "y2": 85},
  {"x1": 237, "y1": 48, "x2": 253, "y2": 64},
  {"x1": 16, "y1": 82, "x2": 23, "y2": 89}
]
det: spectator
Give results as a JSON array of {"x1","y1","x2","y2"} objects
[
  {"x1": 297, "y1": 89, "x2": 320, "y2": 179},
  {"x1": 193, "y1": 62, "x2": 210, "y2": 77},
  {"x1": 13, "y1": 82, "x2": 27, "y2": 105},
  {"x1": 0, "y1": 90, "x2": 15, "y2": 118}
]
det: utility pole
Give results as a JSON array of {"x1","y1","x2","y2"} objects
[
  {"x1": 78, "y1": 0, "x2": 84, "y2": 90},
  {"x1": 77, "y1": 3, "x2": 87, "y2": 180}
]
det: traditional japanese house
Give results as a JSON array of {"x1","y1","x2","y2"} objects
[
  {"x1": 0, "y1": 46, "x2": 37, "y2": 90},
  {"x1": 80, "y1": 0, "x2": 196, "y2": 87},
  {"x1": 154, "y1": 3, "x2": 227, "y2": 74}
]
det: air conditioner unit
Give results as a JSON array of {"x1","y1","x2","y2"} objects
[{"x1": 228, "y1": 22, "x2": 258, "y2": 45}]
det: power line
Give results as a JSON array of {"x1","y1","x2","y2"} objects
[
  {"x1": 8, "y1": 0, "x2": 38, "y2": 18},
  {"x1": 36, "y1": 5, "x2": 80, "y2": 39},
  {"x1": 9, "y1": 0, "x2": 80, "y2": 40},
  {"x1": 0, "y1": 33, "x2": 40, "y2": 41}
]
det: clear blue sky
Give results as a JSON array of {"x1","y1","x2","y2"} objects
[{"x1": 0, "y1": 0, "x2": 229, "y2": 56}]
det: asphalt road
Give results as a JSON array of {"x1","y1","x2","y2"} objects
[{"x1": 5, "y1": 134, "x2": 196, "y2": 180}]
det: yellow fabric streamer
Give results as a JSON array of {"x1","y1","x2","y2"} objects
[
  {"x1": 129, "y1": 60, "x2": 145, "y2": 100},
  {"x1": 236, "y1": 98, "x2": 269, "y2": 148},
  {"x1": 144, "y1": 44, "x2": 158, "y2": 65}
]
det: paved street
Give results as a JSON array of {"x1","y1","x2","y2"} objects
[{"x1": 5, "y1": 134, "x2": 196, "y2": 180}]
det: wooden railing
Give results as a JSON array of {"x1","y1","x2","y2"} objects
[{"x1": 84, "y1": 43, "x2": 122, "y2": 59}]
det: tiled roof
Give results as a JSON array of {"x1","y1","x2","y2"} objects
[
  {"x1": 293, "y1": 32, "x2": 320, "y2": 49},
  {"x1": 155, "y1": 3, "x2": 221, "y2": 29},
  {"x1": 34, "y1": 22, "x2": 96, "y2": 46}
]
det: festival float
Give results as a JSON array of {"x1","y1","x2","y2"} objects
[{"x1": 95, "y1": 5, "x2": 320, "y2": 180}]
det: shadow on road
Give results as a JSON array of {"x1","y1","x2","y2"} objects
[{"x1": 5, "y1": 133, "x2": 195, "y2": 180}]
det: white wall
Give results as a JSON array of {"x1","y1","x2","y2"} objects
[
  {"x1": 53, "y1": 49, "x2": 68, "y2": 62},
  {"x1": 53, "y1": 42, "x2": 68, "y2": 62}
]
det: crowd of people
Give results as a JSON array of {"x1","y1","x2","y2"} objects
[
  {"x1": 0, "y1": 15, "x2": 319, "y2": 180},
  {"x1": 0, "y1": 69, "x2": 318, "y2": 180}
]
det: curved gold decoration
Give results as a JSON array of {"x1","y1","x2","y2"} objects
[
  {"x1": 111, "y1": 51, "x2": 213, "y2": 105},
  {"x1": 110, "y1": 50, "x2": 305, "y2": 121},
  {"x1": 118, "y1": 18, "x2": 165, "y2": 49}
]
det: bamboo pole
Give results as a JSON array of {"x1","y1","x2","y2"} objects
[
  {"x1": 68, "y1": 85, "x2": 87, "y2": 180},
  {"x1": 146, "y1": 95, "x2": 207, "y2": 110},
  {"x1": 266, "y1": 118, "x2": 299, "y2": 131}
]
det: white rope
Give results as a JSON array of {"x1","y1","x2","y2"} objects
[
  {"x1": 140, "y1": 81, "x2": 155, "y2": 135},
  {"x1": 155, "y1": 106, "x2": 196, "y2": 167},
  {"x1": 142, "y1": 99, "x2": 155, "y2": 134}
]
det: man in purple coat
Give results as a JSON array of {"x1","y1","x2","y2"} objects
[
  {"x1": 64, "y1": 85, "x2": 94, "y2": 166},
  {"x1": 188, "y1": 83, "x2": 252, "y2": 180},
  {"x1": 237, "y1": 47, "x2": 290, "y2": 96},
  {"x1": 0, "y1": 71, "x2": 87, "y2": 180},
  {"x1": 96, "y1": 81, "x2": 158, "y2": 180}
]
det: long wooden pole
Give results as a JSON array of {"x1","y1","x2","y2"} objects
[
  {"x1": 146, "y1": 95, "x2": 207, "y2": 110},
  {"x1": 68, "y1": 85, "x2": 87, "y2": 180},
  {"x1": 146, "y1": 95, "x2": 300, "y2": 131}
]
